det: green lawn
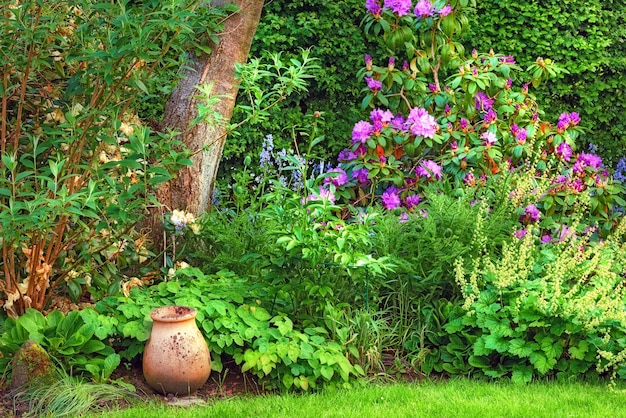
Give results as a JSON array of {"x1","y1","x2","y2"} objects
[{"x1": 93, "y1": 379, "x2": 626, "y2": 418}]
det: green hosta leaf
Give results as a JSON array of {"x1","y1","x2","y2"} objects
[
  {"x1": 468, "y1": 355, "x2": 490, "y2": 369},
  {"x1": 103, "y1": 353, "x2": 121, "y2": 379},
  {"x1": 80, "y1": 340, "x2": 107, "y2": 354},
  {"x1": 508, "y1": 339, "x2": 539, "y2": 358}
]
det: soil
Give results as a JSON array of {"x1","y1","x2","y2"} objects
[{"x1": 0, "y1": 356, "x2": 264, "y2": 417}]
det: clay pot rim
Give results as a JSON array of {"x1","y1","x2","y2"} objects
[{"x1": 150, "y1": 305, "x2": 197, "y2": 322}]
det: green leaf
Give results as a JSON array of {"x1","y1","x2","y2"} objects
[
  {"x1": 80, "y1": 340, "x2": 107, "y2": 354},
  {"x1": 508, "y1": 339, "x2": 538, "y2": 358},
  {"x1": 568, "y1": 340, "x2": 589, "y2": 360},
  {"x1": 511, "y1": 365, "x2": 533, "y2": 384},
  {"x1": 484, "y1": 334, "x2": 509, "y2": 353},
  {"x1": 468, "y1": 355, "x2": 490, "y2": 368},
  {"x1": 103, "y1": 353, "x2": 121, "y2": 379},
  {"x1": 540, "y1": 337, "x2": 563, "y2": 360},
  {"x1": 529, "y1": 351, "x2": 556, "y2": 375},
  {"x1": 320, "y1": 365, "x2": 334, "y2": 381},
  {"x1": 282, "y1": 373, "x2": 294, "y2": 389}
]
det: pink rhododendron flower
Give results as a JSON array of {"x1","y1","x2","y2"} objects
[
  {"x1": 324, "y1": 167, "x2": 349, "y2": 187},
  {"x1": 352, "y1": 121, "x2": 372, "y2": 143},
  {"x1": 416, "y1": 160, "x2": 442, "y2": 180},
  {"x1": 556, "y1": 142, "x2": 572, "y2": 161},
  {"x1": 352, "y1": 168, "x2": 370, "y2": 184},
  {"x1": 384, "y1": 0, "x2": 412, "y2": 16},
  {"x1": 366, "y1": 0, "x2": 382, "y2": 15},
  {"x1": 438, "y1": 4, "x2": 452, "y2": 17},
  {"x1": 381, "y1": 187, "x2": 401, "y2": 210},
  {"x1": 365, "y1": 76, "x2": 383, "y2": 92},
  {"x1": 481, "y1": 131, "x2": 497, "y2": 146},
  {"x1": 406, "y1": 107, "x2": 437, "y2": 138},
  {"x1": 414, "y1": 0, "x2": 434, "y2": 17}
]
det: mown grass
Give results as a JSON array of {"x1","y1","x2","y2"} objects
[{"x1": 93, "y1": 379, "x2": 626, "y2": 418}]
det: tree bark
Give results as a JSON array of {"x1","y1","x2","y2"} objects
[{"x1": 158, "y1": 0, "x2": 264, "y2": 215}]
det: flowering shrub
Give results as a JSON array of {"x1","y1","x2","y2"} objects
[
  {"x1": 315, "y1": 0, "x2": 625, "y2": 240},
  {"x1": 447, "y1": 219, "x2": 626, "y2": 383}
]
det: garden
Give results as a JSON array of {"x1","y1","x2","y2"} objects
[{"x1": 1, "y1": 0, "x2": 626, "y2": 416}]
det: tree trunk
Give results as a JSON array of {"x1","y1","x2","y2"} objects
[{"x1": 158, "y1": 0, "x2": 264, "y2": 215}]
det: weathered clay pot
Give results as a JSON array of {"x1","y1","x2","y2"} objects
[{"x1": 142, "y1": 306, "x2": 211, "y2": 395}]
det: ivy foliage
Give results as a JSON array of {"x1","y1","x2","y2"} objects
[{"x1": 465, "y1": 0, "x2": 626, "y2": 163}]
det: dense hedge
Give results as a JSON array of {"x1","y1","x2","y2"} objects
[
  {"x1": 223, "y1": 0, "x2": 626, "y2": 178},
  {"x1": 465, "y1": 0, "x2": 626, "y2": 164}
]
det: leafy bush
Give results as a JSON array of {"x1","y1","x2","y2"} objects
[
  {"x1": 0, "y1": 0, "x2": 225, "y2": 315},
  {"x1": 0, "y1": 308, "x2": 120, "y2": 381},
  {"x1": 97, "y1": 269, "x2": 365, "y2": 391},
  {"x1": 446, "y1": 220, "x2": 626, "y2": 383},
  {"x1": 222, "y1": 0, "x2": 378, "y2": 183}
]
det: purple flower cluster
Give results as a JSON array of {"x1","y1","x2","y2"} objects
[
  {"x1": 383, "y1": 0, "x2": 412, "y2": 16},
  {"x1": 381, "y1": 186, "x2": 401, "y2": 210},
  {"x1": 413, "y1": 0, "x2": 434, "y2": 17},
  {"x1": 463, "y1": 171, "x2": 476, "y2": 186},
  {"x1": 482, "y1": 108, "x2": 497, "y2": 125},
  {"x1": 259, "y1": 134, "x2": 274, "y2": 170},
  {"x1": 406, "y1": 107, "x2": 438, "y2": 138},
  {"x1": 519, "y1": 203, "x2": 540, "y2": 224},
  {"x1": 572, "y1": 152, "x2": 603, "y2": 175},
  {"x1": 405, "y1": 194, "x2": 420, "y2": 210},
  {"x1": 475, "y1": 92, "x2": 494, "y2": 111},
  {"x1": 613, "y1": 158, "x2": 626, "y2": 183},
  {"x1": 556, "y1": 112, "x2": 581, "y2": 132},
  {"x1": 352, "y1": 121, "x2": 372, "y2": 144},
  {"x1": 438, "y1": 4, "x2": 452, "y2": 17},
  {"x1": 510, "y1": 124, "x2": 527, "y2": 144},
  {"x1": 556, "y1": 142, "x2": 573, "y2": 161},
  {"x1": 338, "y1": 148, "x2": 358, "y2": 162},
  {"x1": 416, "y1": 160, "x2": 442, "y2": 180},
  {"x1": 303, "y1": 186, "x2": 336, "y2": 205},
  {"x1": 366, "y1": 0, "x2": 382, "y2": 15},
  {"x1": 324, "y1": 167, "x2": 349, "y2": 187},
  {"x1": 481, "y1": 131, "x2": 497, "y2": 146},
  {"x1": 551, "y1": 175, "x2": 585, "y2": 194},
  {"x1": 365, "y1": 76, "x2": 383, "y2": 92},
  {"x1": 352, "y1": 168, "x2": 370, "y2": 184}
]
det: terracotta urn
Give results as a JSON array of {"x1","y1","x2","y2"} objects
[{"x1": 142, "y1": 306, "x2": 211, "y2": 395}]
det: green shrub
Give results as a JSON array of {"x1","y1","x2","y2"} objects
[
  {"x1": 97, "y1": 269, "x2": 365, "y2": 391},
  {"x1": 222, "y1": 0, "x2": 377, "y2": 183},
  {"x1": 0, "y1": 0, "x2": 226, "y2": 316},
  {"x1": 0, "y1": 308, "x2": 120, "y2": 381},
  {"x1": 446, "y1": 219, "x2": 626, "y2": 383}
]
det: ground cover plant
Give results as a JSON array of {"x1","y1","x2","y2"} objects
[{"x1": 2, "y1": 0, "x2": 626, "y2": 416}]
